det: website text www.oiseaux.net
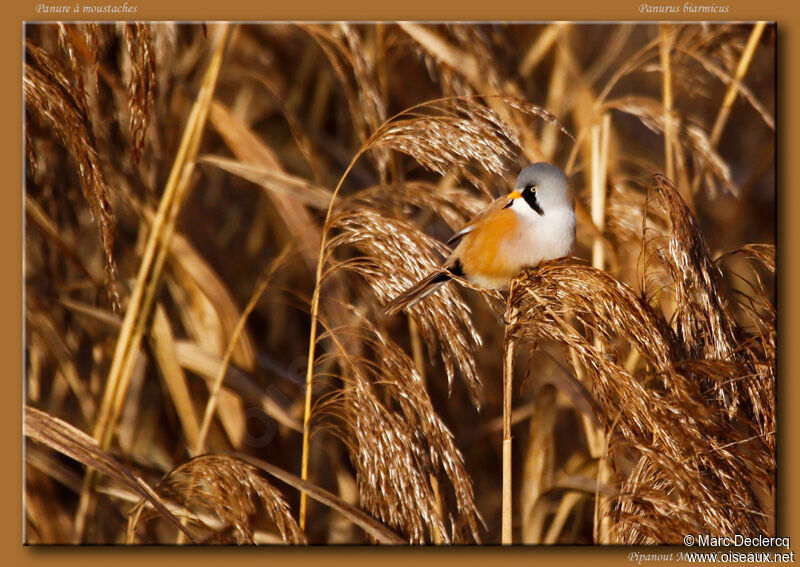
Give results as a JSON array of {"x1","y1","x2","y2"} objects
[{"x1": 629, "y1": 535, "x2": 794, "y2": 564}]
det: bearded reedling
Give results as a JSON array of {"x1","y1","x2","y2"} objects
[{"x1": 383, "y1": 162, "x2": 576, "y2": 315}]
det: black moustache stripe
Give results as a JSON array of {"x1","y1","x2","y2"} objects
[{"x1": 523, "y1": 191, "x2": 544, "y2": 216}]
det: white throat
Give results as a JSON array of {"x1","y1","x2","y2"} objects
[{"x1": 507, "y1": 198, "x2": 576, "y2": 265}]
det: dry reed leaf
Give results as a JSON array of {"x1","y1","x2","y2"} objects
[
  {"x1": 168, "y1": 234, "x2": 257, "y2": 371},
  {"x1": 25, "y1": 195, "x2": 104, "y2": 289},
  {"x1": 208, "y1": 100, "x2": 322, "y2": 268},
  {"x1": 678, "y1": 47, "x2": 775, "y2": 131},
  {"x1": 163, "y1": 261, "x2": 263, "y2": 448},
  {"x1": 149, "y1": 304, "x2": 203, "y2": 449},
  {"x1": 234, "y1": 58, "x2": 322, "y2": 178},
  {"x1": 194, "y1": 244, "x2": 293, "y2": 455},
  {"x1": 26, "y1": 307, "x2": 96, "y2": 426},
  {"x1": 26, "y1": 462, "x2": 80, "y2": 543},
  {"x1": 172, "y1": 340, "x2": 301, "y2": 433},
  {"x1": 24, "y1": 406, "x2": 193, "y2": 541},
  {"x1": 543, "y1": 491, "x2": 586, "y2": 544},
  {"x1": 520, "y1": 23, "x2": 568, "y2": 77},
  {"x1": 400, "y1": 24, "x2": 483, "y2": 88},
  {"x1": 200, "y1": 154, "x2": 331, "y2": 209},
  {"x1": 128, "y1": 454, "x2": 305, "y2": 544},
  {"x1": 234, "y1": 453, "x2": 406, "y2": 544}
]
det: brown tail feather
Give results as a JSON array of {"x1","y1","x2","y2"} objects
[{"x1": 381, "y1": 271, "x2": 452, "y2": 316}]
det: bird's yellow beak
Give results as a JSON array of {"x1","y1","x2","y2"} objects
[{"x1": 507, "y1": 191, "x2": 522, "y2": 199}]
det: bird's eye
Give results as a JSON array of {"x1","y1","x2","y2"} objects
[{"x1": 526, "y1": 185, "x2": 537, "y2": 193}]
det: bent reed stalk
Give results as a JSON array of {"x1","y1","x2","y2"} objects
[{"x1": 299, "y1": 150, "x2": 365, "y2": 531}]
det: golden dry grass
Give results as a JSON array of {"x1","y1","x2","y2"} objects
[{"x1": 24, "y1": 22, "x2": 774, "y2": 544}]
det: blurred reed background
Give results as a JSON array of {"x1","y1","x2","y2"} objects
[{"x1": 23, "y1": 22, "x2": 775, "y2": 544}]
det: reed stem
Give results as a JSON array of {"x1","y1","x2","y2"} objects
[
  {"x1": 501, "y1": 307, "x2": 517, "y2": 545},
  {"x1": 299, "y1": 150, "x2": 365, "y2": 532},
  {"x1": 660, "y1": 24, "x2": 675, "y2": 181}
]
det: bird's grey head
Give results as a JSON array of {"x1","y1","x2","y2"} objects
[{"x1": 512, "y1": 162, "x2": 571, "y2": 216}]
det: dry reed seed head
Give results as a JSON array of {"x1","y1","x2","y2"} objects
[
  {"x1": 726, "y1": 243, "x2": 776, "y2": 274},
  {"x1": 25, "y1": 42, "x2": 86, "y2": 118},
  {"x1": 24, "y1": 57, "x2": 120, "y2": 310},
  {"x1": 715, "y1": 244, "x2": 775, "y2": 333},
  {"x1": 364, "y1": 96, "x2": 569, "y2": 197},
  {"x1": 611, "y1": 455, "x2": 731, "y2": 544},
  {"x1": 445, "y1": 25, "x2": 506, "y2": 90},
  {"x1": 82, "y1": 23, "x2": 103, "y2": 87},
  {"x1": 507, "y1": 259, "x2": 677, "y2": 374},
  {"x1": 643, "y1": 174, "x2": 756, "y2": 419},
  {"x1": 646, "y1": 174, "x2": 737, "y2": 355},
  {"x1": 325, "y1": 208, "x2": 483, "y2": 405},
  {"x1": 505, "y1": 258, "x2": 772, "y2": 542},
  {"x1": 122, "y1": 23, "x2": 157, "y2": 167},
  {"x1": 151, "y1": 24, "x2": 178, "y2": 92},
  {"x1": 612, "y1": 441, "x2": 768, "y2": 544},
  {"x1": 56, "y1": 25, "x2": 89, "y2": 118},
  {"x1": 317, "y1": 320, "x2": 481, "y2": 543},
  {"x1": 714, "y1": 246, "x2": 776, "y2": 451},
  {"x1": 339, "y1": 23, "x2": 391, "y2": 181},
  {"x1": 605, "y1": 180, "x2": 663, "y2": 246},
  {"x1": 128, "y1": 455, "x2": 306, "y2": 544}
]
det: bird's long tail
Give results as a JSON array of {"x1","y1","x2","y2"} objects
[{"x1": 381, "y1": 270, "x2": 453, "y2": 316}]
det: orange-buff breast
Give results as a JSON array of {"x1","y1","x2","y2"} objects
[{"x1": 457, "y1": 209, "x2": 520, "y2": 284}]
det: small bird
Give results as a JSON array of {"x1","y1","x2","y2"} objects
[{"x1": 382, "y1": 162, "x2": 576, "y2": 315}]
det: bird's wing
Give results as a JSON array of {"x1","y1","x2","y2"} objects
[{"x1": 446, "y1": 195, "x2": 514, "y2": 246}]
